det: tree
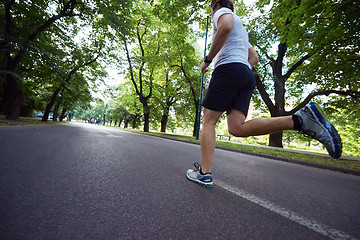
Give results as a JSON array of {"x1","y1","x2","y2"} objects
[
  {"x1": 104, "y1": 0, "x2": 208, "y2": 133},
  {"x1": 0, "y1": 0, "x2": 133, "y2": 120},
  {"x1": 154, "y1": 0, "x2": 208, "y2": 136},
  {"x1": 243, "y1": 0, "x2": 360, "y2": 147},
  {"x1": 170, "y1": 50, "x2": 202, "y2": 136},
  {"x1": 159, "y1": 71, "x2": 181, "y2": 132},
  {"x1": 121, "y1": 21, "x2": 158, "y2": 132},
  {"x1": 104, "y1": 1, "x2": 156, "y2": 132},
  {"x1": 41, "y1": 43, "x2": 103, "y2": 121},
  {"x1": 0, "y1": 0, "x2": 91, "y2": 120}
]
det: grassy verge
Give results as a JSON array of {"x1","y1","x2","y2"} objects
[
  {"x1": 215, "y1": 141, "x2": 360, "y2": 171},
  {"x1": 129, "y1": 129, "x2": 360, "y2": 172},
  {"x1": 0, "y1": 118, "x2": 66, "y2": 125}
]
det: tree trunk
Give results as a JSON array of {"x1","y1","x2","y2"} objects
[
  {"x1": 53, "y1": 103, "x2": 60, "y2": 121},
  {"x1": 124, "y1": 118, "x2": 128, "y2": 129},
  {"x1": 270, "y1": 76, "x2": 285, "y2": 147},
  {"x1": 269, "y1": 131, "x2": 283, "y2": 148},
  {"x1": 267, "y1": 43, "x2": 287, "y2": 147},
  {"x1": 132, "y1": 116, "x2": 137, "y2": 129},
  {"x1": 160, "y1": 112, "x2": 169, "y2": 133},
  {"x1": 6, "y1": 91, "x2": 22, "y2": 120},
  {"x1": 59, "y1": 108, "x2": 67, "y2": 121},
  {"x1": 160, "y1": 100, "x2": 173, "y2": 133},
  {"x1": 143, "y1": 113, "x2": 149, "y2": 132},
  {"x1": 124, "y1": 112, "x2": 128, "y2": 128},
  {"x1": 142, "y1": 101, "x2": 150, "y2": 132},
  {"x1": 0, "y1": 73, "x2": 23, "y2": 120},
  {"x1": 42, "y1": 86, "x2": 61, "y2": 121}
]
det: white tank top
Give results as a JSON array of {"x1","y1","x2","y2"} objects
[{"x1": 212, "y1": 8, "x2": 252, "y2": 69}]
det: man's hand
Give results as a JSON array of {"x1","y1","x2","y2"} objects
[
  {"x1": 248, "y1": 47, "x2": 259, "y2": 66},
  {"x1": 201, "y1": 61, "x2": 210, "y2": 74}
]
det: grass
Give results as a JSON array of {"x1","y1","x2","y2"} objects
[
  {"x1": 0, "y1": 118, "x2": 66, "y2": 126},
  {"x1": 129, "y1": 129, "x2": 360, "y2": 172},
  {"x1": 215, "y1": 141, "x2": 360, "y2": 171}
]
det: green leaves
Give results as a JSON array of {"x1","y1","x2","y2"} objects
[
  {"x1": 0, "y1": 0, "x2": 133, "y2": 118},
  {"x1": 236, "y1": 0, "x2": 360, "y2": 147}
]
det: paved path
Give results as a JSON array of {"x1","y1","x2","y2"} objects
[{"x1": 1, "y1": 123, "x2": 359, "y2": 239}]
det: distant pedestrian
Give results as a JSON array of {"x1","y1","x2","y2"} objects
[{"x1": 186, "y1": 0, "x2": 342, "y2": 188}]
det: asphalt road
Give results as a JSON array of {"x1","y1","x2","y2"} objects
[{"x1": 1, "y1": 122, "x2": 359, "y2": 240}]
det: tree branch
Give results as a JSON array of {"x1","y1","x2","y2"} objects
[
  {"x1": 276, "y1": 42, "x2": 287, "y2": 65},
  {"x1": 283, "y1": 53, "x2": 312, "y2": 80},
  {"x1": 122, "y1": 35, "x2": 140, "y2": 96},
  {"x1": 10, "y1": 0, "x2": 85, "y2": 71},
  {"x1": 254, "y1": 72, "x2": 275, "y2": 114},
  {"x1": 145, "y1": 40, "x2": 160, "y2": 100},
  {"x1": 171, "y1": 63, "x2": 198, "y2": 104},
  {"x1": 256, "y1": 44, "x2": 274, "y2": 62},
  {"x1": 136, "y1": 20, "x2": 147, "y2": 96},
  {"x1": 3, "y1": 0, "x2": 15, "y2": 64},
  {"x1": 288, "y1": 89, "x2": 360, "y2": 115},
  {"x1": 4, "y1": 0, "x2": 15, "y2": 35},
  {"x1": 65, "y1": 50, "x2": 100, "y2": 83}
]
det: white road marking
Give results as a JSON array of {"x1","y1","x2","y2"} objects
[
  {"x1": 101, "y1": 131, "x2": 121, "y2": 138},
  {"x1": 216, "y1": 180, "x2": 357, "y2": 240}
]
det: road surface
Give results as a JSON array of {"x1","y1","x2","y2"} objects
[{"x1": 1, "y1": 122, "x2": 359, "y2": 239}]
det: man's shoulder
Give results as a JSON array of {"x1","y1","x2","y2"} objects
[
  {"x1": 215, "y1": 7, "x2": 233, "y2": 16},
  {"x1": 213, "y1": 7, "x2": 234, "y2": 26}
]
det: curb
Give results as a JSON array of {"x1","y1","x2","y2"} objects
[{"x1": 139, "y1": 132, "x2": 360, "y2": 177}]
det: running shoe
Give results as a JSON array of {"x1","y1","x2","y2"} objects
[
  {"x1": 294, "y1": 102, "x2": 342, "y2": 158},
  {"x1": 186, "y1": 162, "x2": 213, "y2": 188}
]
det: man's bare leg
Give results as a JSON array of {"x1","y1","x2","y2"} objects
[
  {"x1": 200, "y1": 108, "x2": 223, "y2": 173},
  {"x1": 227, "y1": 109, "x2": 294, "y2": 137}
]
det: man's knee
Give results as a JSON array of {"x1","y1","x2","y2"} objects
[
  {"x1": 228, "y1": 125, "x2": 249, "y2": 137},
  {"x1": 202, "y1": 109, "x2": 223, "y2": 126},
  {"x1": 227, "y1": 109, "x2": 247, "y2": 137}
]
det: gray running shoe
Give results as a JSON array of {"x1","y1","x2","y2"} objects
[
  {"x1": 186, "y1": 162, "x2": 213, "y2": 188},
  {"x1": 294, "y1": 102, "x2": 342, "y2": 158}
]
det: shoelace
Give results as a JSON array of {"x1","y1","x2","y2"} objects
[
  {"x1": 301, "y1": 130, "x2": 316, "y2": 138},
  {"x1": 194, "y1": 162, "x2": 201, "y2": 170},
  {"x1": 194, "y1": 162, "x2": 212, "y2": 176}
]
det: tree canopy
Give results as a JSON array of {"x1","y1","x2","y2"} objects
[{"x1": 242, "y1": 0, "x2": 360, "y2": 147}]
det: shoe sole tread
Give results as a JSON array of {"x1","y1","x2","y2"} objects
[
  {"x1": 308, "y1": 102, "x2": 342, "y2": 158},
  {"x1": 186, "y1": 175, "x2": 213, "y2": 188}
]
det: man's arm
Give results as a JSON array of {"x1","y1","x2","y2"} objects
[
  {"x1": 207, "y1": 13, "x2": 234, "y2": 60},
  {"x1": 248, "y1": 47, "x2": 259, "y2": 66},
  {"x1": 201, "y1": 13, "x2": 234, "y2": 73}
]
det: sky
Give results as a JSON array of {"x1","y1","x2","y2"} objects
[{"x1": 243, "y1": 0, "x2": 257, "y2": 6}]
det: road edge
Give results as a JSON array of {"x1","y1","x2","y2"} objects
[{"x1": 135, "y1": 131, "x2": 360, "y2": 177}]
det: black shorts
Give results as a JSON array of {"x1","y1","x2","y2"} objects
[{"x1": 202, "y1": 62, "x2": 256, "y2": 116}]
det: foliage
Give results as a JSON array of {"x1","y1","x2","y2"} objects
[
  {"x1": 236, "y1": 0, "x2": 360, "y2": 147},
  {"x1": 324, "y1": 97, "x2": 360, "y2": 158},
  {"x1": 0, "y1": 0, "x2": 132, "y2": 119}
]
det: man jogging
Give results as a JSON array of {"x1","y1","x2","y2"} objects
[{"x1": 186, "y1": 0, "x2": 342, "y2": 188}]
